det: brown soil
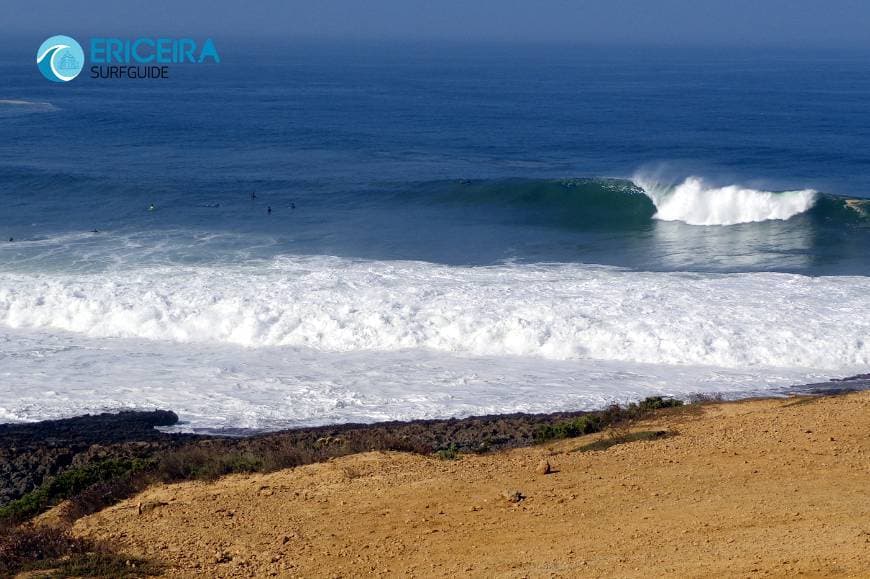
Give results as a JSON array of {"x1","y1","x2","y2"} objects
[{"x1": 71, "y1": 392, "x2": 870, "y2": 578}]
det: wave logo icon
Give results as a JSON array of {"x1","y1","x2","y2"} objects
[{"x1": 36, "y1": 35, "x2": 85, "y2": 82}]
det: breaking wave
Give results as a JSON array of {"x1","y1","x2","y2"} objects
[
  {"x1": 424, "y1": 176, "x2": 863, "y2": 228},
  {"x1": 1, "y1": 257, "x2": 868, "y2": 371},
  {"x1": 637, "y1": 176, "x2": 818, "y2": 225}
]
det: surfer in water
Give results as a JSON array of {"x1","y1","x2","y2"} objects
[
  {"x1": 267, "y1": 205, "x2": 272, "y2": 215},
  {"x1": 251, "y1": 191, "x2": 257, "y2": 200},
  {"x1": 148, "y1": 203, "x2": 156, "y2": 212}
]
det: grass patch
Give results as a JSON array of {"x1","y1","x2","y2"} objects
[
  {"x1": 63, "y1": 471, "x2": 152, "y2": 523},
  {"x1": 572, "y1": 430, "x2": 672, "y2": 453}
]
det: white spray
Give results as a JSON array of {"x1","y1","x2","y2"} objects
[{"x1": 636, "y1": 175, "x2": 817, "y2": 226}]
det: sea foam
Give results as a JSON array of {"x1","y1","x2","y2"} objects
[{"x1": 1, "y1": 257, "x2": 867, "y2": 371}]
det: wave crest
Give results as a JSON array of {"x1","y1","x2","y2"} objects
[{"x1": 637, "y1": 176, "x2": 818, "y2": 226}]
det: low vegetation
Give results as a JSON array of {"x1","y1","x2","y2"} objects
[
  {"x1": 435, "y1": 443, "x2": 460, "y2": 460},
  {"x1": 2, "y1": 396, "x2": 685, "y2": 532},
  {"x1": 534, "y1": 396, "x2": 683, "y2": 443},
  {"x1": 0, "y1": 524, "x2": 159, "y2": 577},
  {"x1": 0, "y1": 459, "x2": 154, "y2": 526},
  {"x1": 0, "y1": 395, "x2": 689, "y2": 575}
]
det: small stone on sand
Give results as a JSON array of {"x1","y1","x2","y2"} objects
[{"x1": 535, "y1": 459, "x2": 552, "y2": 475}]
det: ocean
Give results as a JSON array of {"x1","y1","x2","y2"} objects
[{"x1": 1, "y1": 42, "x2": 869, "y2": 432}]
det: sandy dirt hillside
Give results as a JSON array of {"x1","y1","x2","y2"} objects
[{"x1": 73, "y1": 392, "x2": 870, "y2": 578}]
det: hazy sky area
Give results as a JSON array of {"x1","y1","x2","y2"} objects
[{"x1": 3, "y1": 0, "x2": 870, "y2": 48}]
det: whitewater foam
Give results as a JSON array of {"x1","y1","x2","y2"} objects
[
  {"x1": 0, "y1": 325, "x2": 837, "y2": 431},
  {"x1": 1, "y1": 257, "x2": 868, "y2": 370},
  {"x1": 2, "y1": 256, "x2": 868, "y2": 430},
  {"x1": 637, "y1": 176, "x2": 818, "y2": 225}
]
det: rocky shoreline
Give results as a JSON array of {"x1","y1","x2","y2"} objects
[
  {"x1": 1, "y1": 382, "x2": 868, "y2": 576},
  {"x1": 0, "y1": 410, "x2": 198, "y2": 506},
  {"x1": 0, "y1": 406, "x2": 615, "y2": 509},
  {"x1": 10, "y1": 406, "x2": 649, "y2": 513},
  {"x1": 2, "y1": 374, "x2": 868, "y2": 509}
]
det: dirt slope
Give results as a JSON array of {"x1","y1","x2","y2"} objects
[{"x1": 73, "y1": 393, "x2": 870, "y2": 578}]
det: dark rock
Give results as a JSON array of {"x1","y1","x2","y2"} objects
[
  {"x1": 0, "y1": 410, "x2": 197, "y2": 507},
  {"x1": 501, "y1": 490, "x2": 525, "y2": 503}
]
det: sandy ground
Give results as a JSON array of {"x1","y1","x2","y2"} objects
[{"x1": 72, "y1": 392, "x2": 870, "y2": 578}]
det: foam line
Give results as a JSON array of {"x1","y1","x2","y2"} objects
[{"x1": 1, "y1": 257, "x2": 867, "y2": 370}]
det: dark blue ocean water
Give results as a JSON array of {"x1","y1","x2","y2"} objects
[
  {"x1": 1, "y1": 43, "x2": 869, "y2": 430},
  {"x1": 2, "y1": 43, "x2": 869, "y2": 274}
]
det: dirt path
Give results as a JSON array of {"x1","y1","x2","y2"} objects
[{"x1": 73, "y1": 393, "x2": 870, "y2": 577}]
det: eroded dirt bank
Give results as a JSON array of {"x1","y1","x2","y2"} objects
[{"x1": 72, "y1": 392, "x2": 870, "y2": 578}]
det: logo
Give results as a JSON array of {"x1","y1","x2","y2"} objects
[
  {"x1": 35, "y1": 36, "x2": 219, "y2": 82},
  {"x1": 36, "y1": 35, "x2": 85, "y2": 82}
]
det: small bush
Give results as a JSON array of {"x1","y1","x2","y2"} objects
[
  {"x1": 636, "y1": 396, "x2": 684, "y2": 411},
  {"x1": 156, "y1": 446, "x2": 265, "y2": 481},
  {"x1": 0, "y1": 525, "x2": 158, "y2": 577},
  {"x1": 533, "y1": 397, "x2": 682, "y2": 444},
  {"x1": 64, "y1": 471, "x2": 153, "y2": 523},
  {"x1": 0, "y1": 459, "x2": 154, "y2": 525},
  {"x1": 435, "y1": 443, "x2": 460, "y2": 460},
  {"x1": 346, "y1": 431, "x2": 432, "y2": 455},
  {"x1": 0, "y1": 525, "x2": 82, "y2": 574},
  {"x1": 534, "y1": 415, "x2": 603, "y2": 442}
]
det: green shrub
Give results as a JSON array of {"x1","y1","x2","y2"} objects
[
  {"x1": 434, "y1": 443, "x2": 460, "y2": 460},
  {"x1": 534, "y1": 414, "x2": 603, "y2": 442},
  {"x1": 534, "y1": 397, "x2": 682, "y2": 444},
  {"x1": 0, "y1": 458, "x2": 154, "y2": 525},
  {"x1": 64, "y1": 471, "x2": 152, "y2": 523},
  {"x1": 636, "y1": 396, "x2": 684, "y2": 411},
  {"x1": 0, "y1": 525, "x2": 158, "y2": 577},
  {"x1": 156, "y1": 447, "x2": 264, "y2": 481}
]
